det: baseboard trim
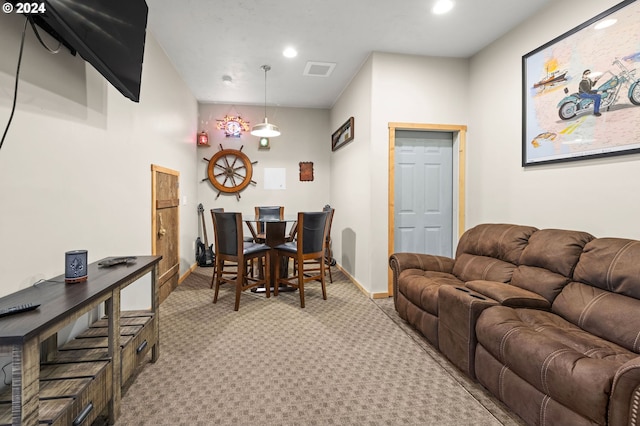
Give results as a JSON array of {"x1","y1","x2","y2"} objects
[
  {"x1": 334, "y1": 263, "x2": 390, "y2": 299},
  {"x1": 179, "y1": 263, "x2": 198, "y2": 284}
]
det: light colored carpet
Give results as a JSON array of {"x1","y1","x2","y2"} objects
[{"x1": 112, "y1": 267, "x2": 525, "y2": 426}]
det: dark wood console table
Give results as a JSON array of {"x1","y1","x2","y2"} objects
[{"x1": 0, "y1": 255, "x2": 161, "y2": 425}]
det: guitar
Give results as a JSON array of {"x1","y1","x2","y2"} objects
[{"x1": 196, "y1": 204, "x2": 215, "y2": 267}]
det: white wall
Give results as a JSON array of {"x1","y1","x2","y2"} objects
[
  {"x1": 0, "y1": 13, "x2": 198, "y2": 310},
  {"x1": 331, "y1": 53, "x2": 470, "y2": 295},
  {"x1": 330, "y1": 55, "x2": 373, "y2": 288},
  {"x1": 468, "y1": 0, "x2": 639, "y2": 239},
  {"x1": 196, "y1": 103, "x2": 330, "y2": 238}
]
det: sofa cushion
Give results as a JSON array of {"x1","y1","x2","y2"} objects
[
  {"x1": 397, "y1": 269, "x2": 463, "y2": 315},
  {"x1": 518, "y1": 228, "x2": 594, "y2": 277},
  {"x1": 552, "y1": 282, "x2": 640, "y2": 353},
  {"x1": 476, "y1": 306, "x2": 637, "y2": 424},
  {"x1": 510, "y1": 266, "x2": 570, "y2": 304},
  {"x1": 455, "y1": 223, "x2": 537, "y2": 264},
  {"x1": 475, "y1": 344, "x2": 603, "y2": 426},
  {"x1": 452, "y1": 254, "x2": 519, "y2": 283},
  {"x1": 511, "y1": 229, "x2": 594, "y2": 303},
  {"x1": 452, "y1": 224, "x2": 537, "y2": 283},
  {"x1": 573, "y1": 237, "x2": 640, "y2": 300},
  {"x1": 465, "y1": 280, "x2": 550, "y2": 309}
]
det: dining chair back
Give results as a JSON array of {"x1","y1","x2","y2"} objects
[
  {"x1": 211, "y1": 211, "x2": 271, "y2": 311},
  {"x1": 208, "y1": 208, "x2": 224, "y2": 288},
  {"x1": 273, "y1": 211, "x2": 330, "y2": 308},
  {"x1": 256, "y1": 205, "x2": 284, "y2": 219},
  {"x1": 254, "y1": 206, "x2": 285, "y2": 237},
  {"x1": 300, "y1": 212, "x2": 327, "y2": 254},
  {"x1": 322, "y1": 205, "x2": 336, "y2": 282}
]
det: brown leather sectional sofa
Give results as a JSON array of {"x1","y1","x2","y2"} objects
[{"x1": 389, "y1": 223, "x2": 640, "y2": 426}]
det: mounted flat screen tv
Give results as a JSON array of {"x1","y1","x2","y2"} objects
[{"x1": 12, "y1": 0, "x2": 149, "y2": 102}]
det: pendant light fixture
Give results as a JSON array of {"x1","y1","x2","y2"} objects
[{"x1": 251, "y1": 65, "x2": 280, "y2": 138}]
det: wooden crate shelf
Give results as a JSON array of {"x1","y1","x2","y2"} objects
[
  {"x1": 62, "y1": 311, "x2": 156, "y2": 386},
  {"x1": 0, "y1": 360, "x2": 111, "y2": 426},
  {"x1": 0, "y1": 256, "x2": 161, "y2": 425}
]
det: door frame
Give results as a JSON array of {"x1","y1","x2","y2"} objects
[{"x1": 387, "y1": 123, "x2": 467, "y2": 296}]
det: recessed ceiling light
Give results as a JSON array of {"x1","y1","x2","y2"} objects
[
  {"x1": 222, "y1": 75, "x2": 232, "y2": 85},
  {"x1": 594, "y1": 19, "x2": 617, "y2": 30},
  {"x1": 283, "y1": 47, "x2": 298, "y2": 58},
  {"x1": 432, "y1": 0, "x2": 454, "y2": 15}
]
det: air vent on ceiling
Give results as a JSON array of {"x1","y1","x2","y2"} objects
[{"x1": 303, "y1": 61, "x2": 336, "y2": 77}]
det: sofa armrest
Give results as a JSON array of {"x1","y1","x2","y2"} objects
[
  {"x1": 609, "y1": 357, "x2": 640, "y2": 426},
  {"x1": 389, "y1": 252, "x2": 455, "y2": 300},
  {"x1": 389, "y1": 252, "x2": 455, "y2": 274},
  {"x1": 465, "y1": 280, "x2": 551, "y2": 310}
]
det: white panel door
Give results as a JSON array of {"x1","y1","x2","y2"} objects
[{"x1": 394, "y1": 131, "x2": 453, "y2": 256}]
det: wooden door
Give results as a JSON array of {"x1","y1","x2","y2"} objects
[{"x1": 151, "y1": 165, "x2": 180, "y2": 304}]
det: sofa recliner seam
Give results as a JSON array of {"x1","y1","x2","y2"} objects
[
  {"x1": 540, "y1": 348, "x2": 573, "y2": 395},
  {"x1": 578, "y1": 292, "x2": 611, "y2": 328},
  {"x1": 606, "y1": 240, "x2": 637, "y2": 292},
  {"x1": 631, "y1": 386, "x2": 639, "y2": 426},
  {"x1": 540, "y1": 395, "x2": 551, "y2": 426},
  {"x1": 499, "y1": 327, "x2": 521, "y2": 361},
  {"x1": 482, "y1": 259, "x2": 499, "y2": 280},
  {"x1": 498, "y1": 364, "x2": 508, "y2": 401},
  {"x1": 496, "y1": 225, "x2": 515, "y2": 262}
]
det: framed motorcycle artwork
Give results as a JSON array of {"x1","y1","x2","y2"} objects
[{"x1": 522, "y1": 0, "x2": 640, "y2": 166}]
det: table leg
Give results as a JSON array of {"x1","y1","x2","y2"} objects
[
  {"x1": 12, "y1": 339, "x2": 39, "y2": 426},
  {"x1": 107, "y1": 290, "x2": 121, "y2": 424}
]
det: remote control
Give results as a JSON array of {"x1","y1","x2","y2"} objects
[
  {"x1": 0, "y1": 303, "x2": 40, "y2": 318},
  {"x1": 98, "y1": 256, "x2": 137, "y2": 267}
]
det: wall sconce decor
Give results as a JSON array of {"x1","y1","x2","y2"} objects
[
  {"x1": 216, "y1": 115, "x2": 250, "y2": 138},
  {"x1": 258, "y1": 137, "x2": 270, "y2": 150},
  {"x1": 197, "y1": 131, "x2": 209, "y2": 146}
]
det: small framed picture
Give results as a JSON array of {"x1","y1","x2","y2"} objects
[
  {"x1": 299, "y1": 162, "x2": 314, "y2": 181},
  {"x1": 331, "y1": 117, "x2": 354, "y2": 151}
]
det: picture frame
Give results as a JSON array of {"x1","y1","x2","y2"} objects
[
  {"x1": 299, "y1": 162, "x2": 314, "y2": 182},
  {"x1": 522, "y1": 0, "x2": 640, "y2": 166},
  {"x1": 332, "y1": 117, "x2": 354, "y2": 151}
]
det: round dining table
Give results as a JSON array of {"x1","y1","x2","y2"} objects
[{"x1": 243, "y1": 215, "x2": 298, "y2": 293}]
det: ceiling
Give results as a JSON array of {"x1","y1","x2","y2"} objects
[{"x1": 146, "y1": 0, "x2": 553, "y2": 109}]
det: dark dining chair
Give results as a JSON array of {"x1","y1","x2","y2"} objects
[
  {"x1": 273, "y1": 211, "x2": 330, "y2": 308},
  {"x1": 211, "y1": 212, "x2": 271, "y2": 311},
  {"x1": 290, "y1": 205, "x2": 334, "y2": 282},
  {"x1": 208, "y1": 208, "x2": 224, "y2": 289},
  {"x1": 248, "y1": 206, "x2": 285, "y2": 242},
  {"x1": 322, "y1": 205, "x2": 336, "y2": 283}
]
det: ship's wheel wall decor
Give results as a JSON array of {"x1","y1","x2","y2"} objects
[{"x1": 202, "y1": 144, "x2": 257, "y2": 200}]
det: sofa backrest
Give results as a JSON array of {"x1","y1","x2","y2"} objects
[
  {"x1": 453, "y1": 224, "x2": 537, "y2": 283},
  {"x1": 510, "y1": 229, "x2": 594, "y2": 303},
  {"x1": 552, "y1": 237, "x2": 640, "y2": 353}
]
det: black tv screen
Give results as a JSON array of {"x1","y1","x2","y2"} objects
[{"x1": 20, "y1": 0, "x2": 148, "y2": 102}]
